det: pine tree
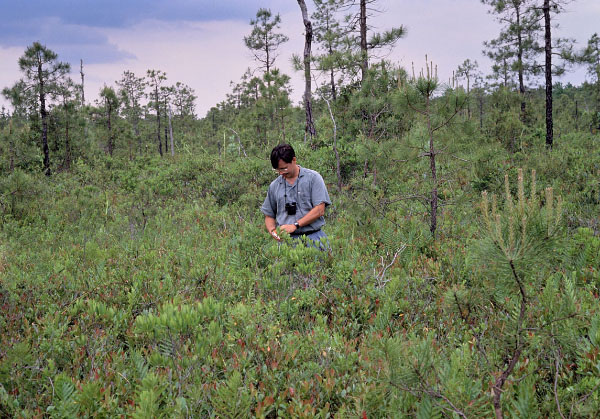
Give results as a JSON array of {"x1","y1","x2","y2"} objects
[
  {"x1": 311, "y1": 0, "x2": 352, "y2": 100},
  {"x1": 577, "y1": 33, "x2": 600, "y2": 131},
  {"x1": 146, "y1": 70, "x2": 167, "y2": 156},
  {"x1": 455, "y1": 59, "x2": 481, "y2": 120},
  {"x1": 12, "y1": 42, "x2": 70, "y2": 175},
  {"x1": 539, "y1": 0, "x2": 575, "y2": 148},
  {"x1": 99, "y1": 85, "x2": 119, "y2": 157},
  {"x1": 117, "y1": 71, "x2": 146, "y2": 155},
  {"x1": 344, "y1": 0, "x2": 406, "y2": 83},
  {"x1": 400, "y1": 58, "x2": 467, "y2": 238},
  {"x1": 482, "y1": 0, "x2": 542, "y2": 122},
  {"x1": 244, "y1": 9, "x2": 289, "y2": 76},
  {"x1": 297, "y1": 0, "x2": 317, "y2": 143},
  {"x1": 55, "y1": 78, "x2": 79, "y2": 169}
]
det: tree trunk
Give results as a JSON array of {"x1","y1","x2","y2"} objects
[
  {"x1": 330, "y1": 68, "x2": 337, "y2": 101},
  {"x1": 479, "y1": 95, "x2": 484, "y2": 130},
  {"x1": 155, "y1": 86, "x2": 163, "y2": 156},
  {"x1": 359, "y1": 0, "x2": 368, "y2": 83},
  {"x1": 107, "y1": 100, "x2": 113, "y2": 156},
  {"x1": 134, "y1": 118, "x2": 141, "y2": 155},
  {"x1": 466, "y1": 75, "x2": 471, "y2": 119},
  {"x1": 64, "y1": 113, "x2": 71, "y2": 169},
  {"x1": 164, "y1": 120, "x2": 169, "y2": 153},
  {"x1": 38, "y1": 66, "x2": 51, "y2": 176},
  {"x1": 168, "y1": 107, "x2": 175, "y2": 157},
  {"x1": 516, "y1": 5, "x2": 527, "y2": 122},
  {"x1": 298, "y1": 0, "x2": 317, "y2": 143},
  {"x1": 80, "y1": 59, "x2": 85, "y2": 106},
  {"x1": 543, "y1": 0, "x2": 553, "y2": 148},
  {"x1": 227, "y1": 128, "x2": 247, "y2": 157},
  {"x1": 164, "y1": 98, "x2": 169, "y2": 153},
  {"x1": 8, "y1": 121, "x2": 14, "y2": 172},
  {"x1": 427, "y1": 94, "x2": 438, "y2": 238},
  {"x1": 324, "y1": 97, "x2": 342, "y2": 192}
]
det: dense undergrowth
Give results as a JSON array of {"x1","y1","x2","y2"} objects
[{"x1": 1, "y1": 131, "x2": 599, "y2": 417}]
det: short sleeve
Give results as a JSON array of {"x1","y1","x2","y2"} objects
[
  {"x1": 260, "y1": 186, "x2": 276, "y2": 217},
  {"x1": 311, "y1": 173, "x2": 331, "y2": 207}
]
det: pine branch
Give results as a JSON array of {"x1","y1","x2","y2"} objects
[{"x1": 554, "y1": 347, "x2": 567, "y2": 419}]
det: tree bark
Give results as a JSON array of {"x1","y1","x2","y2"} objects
[
  {"x1": 427, "y1": 94, "x2": 438, "y2": 238},
  {"x1": 155, "y1": 86, "x2": 163, "y2": 156},
  {"x1": 360, "y1": 0, "x2": 368, "y2": 83},
  {"x1": 543, "y1": 0, "x2": 553, "y2": 148},
  {"x1": 297, "y1": 0, "x2": 317, "y2": 143},
  {"x1": 80, "y1": 59, "x2": 85, "y2": 106},
  {"x1": 324, "y1": 98, "x2": 342, "y2": 192},
  {"x1": 8, "y1": 121, "x2": 14, "y2": 172},
  {"x1": 168, "y1": 106, "x2": 175, "y2": 157},
  {"x1": 64, "y1": 112, "x2": 71, "y2": 169},
  {"x1": 107, "y1": 99, "x2": 113, "y2": 156},
  {"x1": 479, "y1": 95, "x2": 484, "y2": 130},
  {"x1": 515, "y1": 5, "x2": 527, "y2": 122},
  {"x1": 135, "y1": 118, "x2": 141, "y2": 155},
  {"x1": 164, "y1": 119, "x2": 169, "y2": 153},
  {"x1": 163, "y1": 97, "x2": 169, "y2": 153},
  {"x1": 38, "y1": 59, "x2": 51, "y2": 176}
]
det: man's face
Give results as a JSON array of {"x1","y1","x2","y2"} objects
[{"x1": 274, "y1": 157, "x2": 297, "y2": 179}]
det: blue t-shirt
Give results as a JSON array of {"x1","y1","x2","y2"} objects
[{"x1": 260, "y1": 167, "x2": 331, "y2": 233}]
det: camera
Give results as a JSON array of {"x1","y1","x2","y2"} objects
[{"x1": 285, "y1": 202, "x2": 297, "y2": 215}]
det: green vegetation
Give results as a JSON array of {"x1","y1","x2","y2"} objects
[{"x1": 1, "y1": 4, "x2": 600, "y2": 418}]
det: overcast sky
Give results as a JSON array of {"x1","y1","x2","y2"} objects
[{"x1": 1, "y1": 0, "x2": 598, "y2": 117}]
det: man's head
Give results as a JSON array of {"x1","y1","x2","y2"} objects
[
  {"x1": 270, "y1": 144, "x2": 295, "y2": 168},
  {"x1": 270, "y1": 144, "x2": 298, "y2": 179}
]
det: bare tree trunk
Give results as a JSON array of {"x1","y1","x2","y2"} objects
[
  {"x1": 155, "y1": 86, "x2": 162, "y2": 156},
  {"x1": 8, "y1": 121, "x2": 14, "y2": 172},
  {"x1": 280, "y1": 112, "x2": 286, "y2": 144},
  {"x1": 164, "y1": 119, "x2": 169, "y2": 153},
  {"x1": 107, "y1": 99, "x2": 113, "y2": 156},
  {"x1": 298, "y1": 0, "x2": 317, "y2": 143},
  {"x1": 466, "y1": 75, "x2": 471, "y2": 119},
  {"x1": 168, "y1": 106, "x2": 175, "y2": 157},
  {"x1": 39, "y1": 70, "x2": 51, "y2": 176},
  {"x1": 163, "y1": 98, "x2": 169, "y2": 153},
  {"x1": 80, "y1": 59, "x2": 85, "y2": 106},
  {"x1": 330, "y1": 68, "x2": 337, "y2": 101},
  {"x1": 516, "y1": 5, "x2": 527, "y2": 122},
  {"x1": 479, "y1": 94, "x2": 484, "y2": 130},
  {"x1": 359, "y1": 0, "x2": 368, "y2": 83},
  {"x1": 324, "y1": 98, "x2": 342, "y2": 192},
  {"x1": 227, "y1": 128, "x2": 247, "y2": 157},
  {"x1": 135, "y1": 118, "x2": 142, "y2": 155},
  {"x1": 543, "y1": 0, "x2": 554, "y2": 149},
  {"x1": 64, "y1": 113, "x2": 71, "y2": 169},
  {"x1": 427, "y1": 94, "x2": 438, "y2": 238}
]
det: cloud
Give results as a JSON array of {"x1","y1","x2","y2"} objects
[
  {"x1": 0, "y1": 17, "x2": 135, "y2": 65},
  {"x1": 0, "y1": 1, "x2": 296, "y2": 65},
  {"x1": 0, "y1": 1, "x2": 296, "y2": 29}
]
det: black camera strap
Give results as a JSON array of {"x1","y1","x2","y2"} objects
[{"x1": 283, "y1": 167, "x2": 300, "y2": 216}]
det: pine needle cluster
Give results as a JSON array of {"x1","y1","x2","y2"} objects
[{"x1": 480, "y1": 168, "x2": 563, "y2": 285}]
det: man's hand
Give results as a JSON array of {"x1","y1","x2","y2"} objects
[
  {"x1": 280, "y1": 224, "x2": 298, "y2": 234},
  {"x1": 270, "y1": 229, "x2": 281, "y2": 241}
]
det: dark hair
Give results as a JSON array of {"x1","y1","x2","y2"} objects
[{"x1": 270, "y1": 144, "x2": 295, "y2": 169}]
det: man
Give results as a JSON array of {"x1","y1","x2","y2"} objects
[{"x1": 261, "y1": 144, "x2": 331, "y2": 248}]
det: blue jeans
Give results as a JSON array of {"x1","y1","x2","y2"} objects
[{"x1": 291, "y1": 230, "x2": 329, "y2": 250}]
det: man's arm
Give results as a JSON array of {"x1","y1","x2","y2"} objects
[
  {"x1": 265, "y1": 215, "x2": 280, "y2": 240},
  {"x1": 279, "y1": 203, "x2": 326, "y2": 234}
]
